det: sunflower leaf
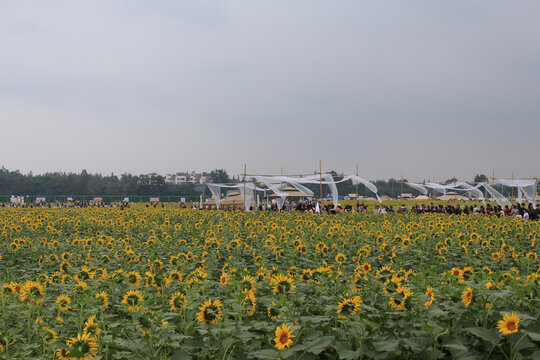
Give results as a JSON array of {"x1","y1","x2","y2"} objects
[
  {"x1": 303, "y1": 336, "x2": 334, "y2": 354},
  {"x1": 249, "y1": 348, "x2": 280, "y2": 359},
  {"x1": 464, "y1": 327, "x2": 501, "y2": 345},
  {"x1": 524, "y1": 331, "x2": 540, "y2": 341}
]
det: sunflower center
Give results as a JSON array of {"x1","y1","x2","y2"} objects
[
  {"x1": 507, "y1": 321, "x2": 516, "y2": 330},
  {"x1": 280, "y1": 333, "x2": 288, "y2": 344}
]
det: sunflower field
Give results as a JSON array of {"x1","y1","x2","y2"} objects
[{"x1": 0, "y1": 206, "x2": 539, "y2": 359}]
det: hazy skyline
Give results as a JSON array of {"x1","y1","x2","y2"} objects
[{"x1": 1, "y1": 1, "x2": 539, "y2": 182}]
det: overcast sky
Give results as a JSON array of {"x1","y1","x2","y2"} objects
[{"x1": 1, "y1": 1, "x2": 539, "y2": 181}]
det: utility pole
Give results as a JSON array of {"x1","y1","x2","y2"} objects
[{"x1": 400, "y1": 174, "x2": 403, "y2": 200}]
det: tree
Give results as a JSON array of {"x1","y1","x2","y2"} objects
[
  {"x1": 209, "y1": 169, "x2": 230, "y2": 183},
  {"x1": 474, "y1": 174, "x2": 488, "y2": 183}
]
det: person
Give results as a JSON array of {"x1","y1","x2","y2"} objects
[{"x1": 528, "y1": 203, "x2": 538, "y2": 220}]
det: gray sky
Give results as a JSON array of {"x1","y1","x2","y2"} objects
[{"x1": 1, "y1": 1, "x2": 539, "y2": 181}]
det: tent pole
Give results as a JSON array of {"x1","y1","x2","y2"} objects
[
  {"x1": 243, "y1": 164, "x2": 247, "y2": 210},
  {"x1": 491, "y1": 169, "x2": 495, "y2": 202},
  {"x1": 319, "y1": 160, "x2": 322, "y2": 200},
  {"x1": 201, "y1": 180, "x2": 206, "y2": 209},
  {"x1": 511, "y1": 172, "x2": 514, "y2": 200},
  {"x1": 356, "y1": 164, "x2": 358, "y2": 200}
]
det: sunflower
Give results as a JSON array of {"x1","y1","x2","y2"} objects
[
  {"x1": 389, "y1": 286, "x2": 413, "y2": 311},
  {"x1": 295, "y1": 244, "x2": 307, "y2": 254},
  {"x1": 492, "y1": 252, "x2": 501, "y2": 262},
  {"x1": 167, "y1": 270, "x2": 183, "y2": 283},
  {"x1": 170, "y1": 291, "x2": 187, "y2": 313},
  {"x1": 274, "y1": 324, "x2": 295, "y2": 350},
  {"x1": 270, "y1": 274, "x2": 295, "y2": 294},
  {"x1": 424, "y1": 286, "x2": 435, "y2": 306},
  {"x1": 65, "y1": 332, "x2": 98, "y2": 360},
  {"x1": 267, "y1": 302, "x2": 281, "y2": 319},
  {"x1": 122, "y1": 290, "x2": 143, "y2": 312},
  {"x1": 41, "y1": 327, "x2": 58, "y2": 345},
  {"x1": 83, "y1": 315, "x2": 101, "y2": 337},
  {"x1": 337, "y1": 296, "x2": 362, "y2": 319},
  {"x1": 197, "y1": 298, "x2": 223, "y2": 324},
  {"x1": 315, "y1": 242, "x2": 328, "y2": 254},
  {"x1": 10, "y1": 241, "x2": 20, "y2": 251},
  {"x1": 56, "y1": 294, "x2": 71, "y2": 312},
  {"x1": 376, "y1": 265, "x2": 394, "y2": 280},
  {"x1": 300, "y1": 269, "x2": 313, "y2": 282},
  {"x1": 125, "y1": 271, "x2": 142, "y2": 286},
  {"x1": 77, "y1": 266, "x2": 95, "y2": 281},
  {"x1": 450, "y1": 267, "x2": 462, "y2": 277},
  {"x1": 240, "y1": 275, "x2": 257, "y2": 292},
  {"x1": 60, "y1": 261, "x2": 71, "y2": 273},
  {"x1": 56, "y1": 348, "x2": 71, "y2": 360},
  {"x1": 19, "y1": 280, "x2": 45, "y2": 304},
  {"x1": 462, "y1": 287, "x2": 473, "y2": 308},
  {"x1": 75, "y1": 281, "x2": 88, "y2": 292},
  {"x1": 2, "y1": 282, "x2": 20, "y2": 295},
  {"x1": 219, "y1": 272, "x2": 229, "y2": 285},
  {"x1": 95, "y1": 291, "x2": 109, "y2": 308},
  {"x1": 243, "y1": 290, "x2": 257, "y2": 316},
  {"x1": 361, "y1": 262, "x2": 372, "y2": 273},
  {"x1": 335, "y1": 253, "x2": 347, "y2": 264},
  {"x1": 497, "y1": 312, "x2": 520, "y2": 335}
]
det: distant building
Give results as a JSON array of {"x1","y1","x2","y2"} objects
[{"x1": 164, "y1": 172, "x2": 212, "y2": 185}]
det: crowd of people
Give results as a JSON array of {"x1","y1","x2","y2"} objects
[{"x1": 2, "y1": 198, "x2": 539, "y2": 220}]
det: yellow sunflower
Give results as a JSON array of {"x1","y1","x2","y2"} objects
[
  {"x1": 219, "y1": 272, "x2": 229, "y2": 285},
  {"x1": 56, "y1": 348, "x2": 71, "y2": 360},
  {"x1": 19, "y1": 280, "x2": 45, "y2": 304},
  {"x1": 267, "y1": 302, "x2": 281, "y2": 319},
  {"x1": 125, "y1": 271, "x2": 142, "y2": 286},
  {"x1": 497, "y1": 312, "x2": 520, "y2": 335},
  {"x1": 121, "y1": 290, "x2": 143, "y2": 312},
  {"x1": 56, "y1": 294, "x2": 71, "y2": 312},
  {"x1": 424, "y1": 286, "x2": 435, "y2": 307},
  {"x1": 65, "y1": 332, "x2": 98, "y2": 360},
  {"x1": 389, "y1": 286, "x2": 413, "y2": 311},
  {"x1": 41, "y1": 327, "x2": 58, "y2": 345},
  {"x1": 95, "y1": 291, "x2": 109, "y2": 308},
  {"x1": 270, "y1": 274, "x2": 295, "y2": 294},
  {"x1": 2, "y1": 282, "x2": 20, "y2": 295},
  {"x1": 337, "y1": 296, "x2": 362, "y2": 319},
  {"x1": 170, "y1": 291, "x2": 187, "y2": 313},
  {"x1": 197, "y1": 298, "x2": 223, "y2": 324},
  {"x1": 274, "y1": 323, "x2": 295, "y2": 350},
  {"x1": 462, "y1": 287, "x2": 473, "y2": 308},
  {"x1": 240, "y1": 275, "x2": 257, "y2": 293},
  {"x1": 83, "y1": 315, "x2": 101, "y2": 337}
]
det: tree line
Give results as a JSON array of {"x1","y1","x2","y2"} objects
[
  {"x1": 1, "y1": 167, "x2": 510, "y2": 198},
  {"x1": 0, "y1": 168, "x2": 230, "y2": 197}
]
